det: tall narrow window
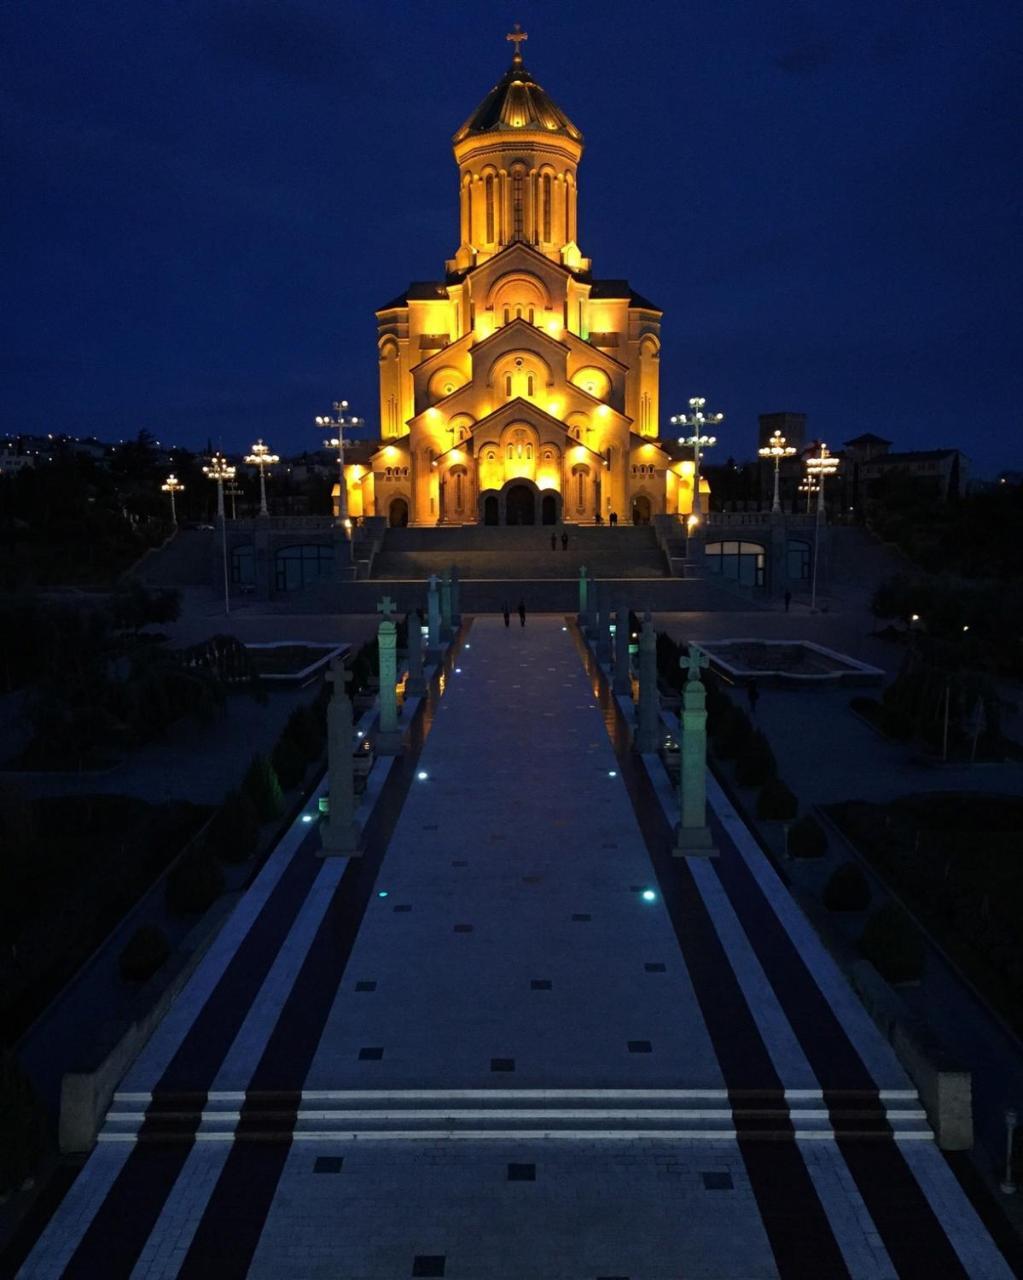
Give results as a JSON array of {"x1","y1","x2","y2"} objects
[
  {"x1": 485, "y1": 175, "x2": 494, "y2": 243},
  {"x1": 543, "y1": 174, "x2": 552, "y2": 242},
  {"x1": 565, "y1": 178, "x2": 571, "y2": 241},
  {"x1": 512, "y1": 173, "x2": 524, "y2": 239},
  {"x1": 505, "y1": 374, "x2": 513, "y2": 397},
  {"x1": 528, "y1": 307, "x2": 534, "y2": 324},
  {"x1": 504, "y1": 307, "x2": 510, "y2": 325},
  {"x1": 455, "y1": 473, "x2": 463, "y2": 510},
  {"x1": 527, "y1": 374, "x2": 534, "y2": 397},
  {"x1": 577, "y1": 472, "x2": 585, "y2": 506},
  {"x1": 467, "y1": 180, "x2": 473, "y2": 242}
]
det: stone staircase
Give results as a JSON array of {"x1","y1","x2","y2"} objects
[
  {"x1": 136, "y1": 528, "x2": 214, "y2": 586},
  {"x1": 371, "y1": 526, "x2": 669, "y2": 581},
  {"x1": 101, "y1": 1086, "x2": 932, "y2": 1144}
]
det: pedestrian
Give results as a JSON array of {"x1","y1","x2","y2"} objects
[
  {"x1": 610, "y1": 510, "x2": 618, "y2": 527},
  {"x1": 518, "y1": 598, "x2": 526, "y2": 628},
  {"x1": 550, "y1": 531, "x2": 557, "y2": 551},
  {"x1": 784, "y1": 589, "x2": 792, "y2": 613},
  {"x1": 594, "y1": 511, "x2": 602, "y2": 525},
  {"x1": 502, "y1": 600, "x2": 510, "y2": 628},
  {"x1": 561, "y1": 530, "x2": 568, "y2": 550},
  {"x1": 747, "y1": 679, "x2": 760, "y2": 717}
]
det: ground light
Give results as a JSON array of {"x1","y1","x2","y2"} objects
[
  {"x1": 378, "y1": 890, "x2": 389, "y2": 898},
  {"x1": 301, "y1": 815, "x2": 314, "y2": 824},
  {"x1": 417, "y1": 771, "x2": 429, "y2": 781},
  {"x1": 608, "y1": 770, "x2": 617, "y2": 778},
  {"x1": 641, "y1": 889, "x2": 657, "y2": 903}
]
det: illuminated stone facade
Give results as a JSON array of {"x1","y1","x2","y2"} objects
[{"x1": 347, "y1": 33, "x2": 704, "y2": 527}]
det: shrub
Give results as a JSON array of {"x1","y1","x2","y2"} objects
[
  {"x1": 0, "y1": 1053, "x2": 45, "y2": 1195},
  {"x1": 860, "y1": 902, "x2": 926, "y2": 983},
  {"x1": 272, "y1": 735, "x2": 306, "y2": 790},
  {"x1": 119, "y1": 924, "x2": 170, "y2": 982},
  {"x1": 823, "y1": 862, "x2": 871, "y2": 911},
  {"x1": 166, "y1": 847, "x2": 225, "y2": 916},
  {"x1": 757, "y1": 777, "x2": 797, "y2": 821},
  {"x1": 242, "y1": 753, "x2": 284, "y2": 822},
  {"x1": 788, "y1": 813, "x2": 828, "y2": 858},
  {"x1": 714, "y1": 705, "x2": 752, "y2": 759},
  {"x1": 735, "y1": 731, "x2": 777, "y2": 787},
  {"x1": 208, "y1": 789, "x2": 259, "y2": 864}
]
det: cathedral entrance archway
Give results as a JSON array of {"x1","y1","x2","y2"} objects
[
  {"x1": 483, "y1": 494, "x2": 499, "y2": 525},
  {"x1": 388, "y1": 497, "x2": 409, "y2": 527},
  {"x1": 541, "y1": 493, "x2": 558, "y2": 525},
  {"x1": 632, "y1": 494, "x2": 652, "y2": 525},
  {"x1": 505, "y1": 483, "x2": 536, "y2": 525}
]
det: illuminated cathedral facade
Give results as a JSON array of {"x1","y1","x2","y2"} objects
[{"x1": 343, "y1": 30, "x2": 705, "y2": 527}]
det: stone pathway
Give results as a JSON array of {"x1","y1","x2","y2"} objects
[{"x1": 15, "y1": 619, "x2": 1016, "y2": 1279}]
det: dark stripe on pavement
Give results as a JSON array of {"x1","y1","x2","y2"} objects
[{"x1": 571, "y1": 622, "x2": 850, "y2": 1280}]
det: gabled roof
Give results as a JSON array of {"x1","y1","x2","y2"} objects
[
  {"x1": 377, "y1": 281, "x2": 449, "y2": 312},
  {"x1": 843, "y1": 432, "x2": 891, "y2": 446},
  {"x1": 589, "y1": 279, "x2": 662, "y2": 312}
]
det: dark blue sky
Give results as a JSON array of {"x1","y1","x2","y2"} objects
[{"x1": 3, "y1": 1, "x2": 1021, "y2": 474}]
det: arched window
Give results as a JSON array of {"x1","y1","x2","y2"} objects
[
  {"x1": 543, "y1": 173, "x2": 552, "y2": 241},
  {"x1": 507, "y1": 444, "x2": 515, "y2": 460},
  {"x1": 525, "y1": 443, "x2": 533, "y2": 460},
  {"x1": 485, "y1": 174, "x2": 494, "y2": 243},
  {"x1": 526, "y1": 374, "x2": 534, "y2": 396},
  {"x1": 503, "y1": 307, "x2": 510, "y2": 325},
  {"x1": 516, "y1": 306, "x2": 522, "y2": 319},
  {"x1": 505, "y1": 374, "x2": 513, "y2": 397},
  {"x1": 512, "y1": 171, "x2": 524, "y2": 239},
  {"x1": 467, "y1": 178, "x2": 473, "y2": 242},
  {"x1": 455, "y1": 472, "x2": 464, "y2": 510},
  {"x1": 577, "y1": 472, "x2": 585, "y2": 506}
]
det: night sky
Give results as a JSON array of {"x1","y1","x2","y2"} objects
[{"x1": 3, "y1": 0, "x2": 1021, "y2": 474}]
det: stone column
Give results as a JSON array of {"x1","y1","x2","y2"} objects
[
  {"x1": 450, "y1": 564, "x2": 461, "y2": 626},
  {"x1": 405, "y1": 609, "x2": 426, "y2": 696},
  {"x1": 613, "y1": 597, "x2": 632, "y2": 694},
  {"x1": 577, "y1": 565, "x2": 588, "y2": 625},
  {"x1": 376, "y1": 595, "x2": 403, "y2": 755},
  {"x1": 318, "y1": 661, "x2": 361, "y2": 857},
  {"x1": 674, "y1": 644, "x2": 717, "y2": 857},
  {"x1": 596, "y1": 584, "x2": 612, "y2": 664},
  {"x1": 636, "y1": 613, "x2": 659, "y2": 753},
  {"x1": 440, "y1": 570, "x2": 453, "y2": 640},
  {"x1": 427, "y1": 574, "x2": 441, "y2": 656}
]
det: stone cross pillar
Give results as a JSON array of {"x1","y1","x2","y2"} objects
[
  {"x1": 427, "y1": 574, "x2": 441, "y2": 655},
  {"x1": 636, "y1": 614, "x2": 659, "y2": 753},
  {"x1": 450, "y1": 564, "x2": 461, "y2": 627},
  {"x1": 613, "y1": 597, "x2": 632, "y2": 694},
  {"x1": 674, "y1": 644, "x2": 717, "y2": 857},
  {"x1": 440, "y1": 570, "x2": 453, "y2": 640},
  {"x1": 319, "y1": 661, "x2": 361, "y2": 858},
  {"x1": 375, "y1": 595, "x2": 402, "y2": 755},
  {"x1": 405, "y1": 608, "x2": 426, "y2": 696},
  {"x1": 577, "y1": 565, "x2": 589, "y2": 625},
  {"x1": 596, "y1": 583, "x2": 612, "y2": 664}
]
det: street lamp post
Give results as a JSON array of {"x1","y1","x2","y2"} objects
[
  {"x1": 798, "y1": 477, "x2": 819, "y2": 513},
  {"x1": 315, "y1": 400, "x2": 363, "y2": 526},
  {"x1": 160, "y1": 473, "x2": 184, "y2": 525},
  {"x1": 670, "y1": 396, "x2": 724, "y2": 522},
  {"x1": 203, "y1": 452, "x2": 236, "y2": 616},
  {"x1": 805, "y1": 442, "x2": 840, "y2": 613},
  {"x1": 758, "y1": 430, "x2": 797, "y2": 514},
  {"x1": 244, "y1": 439, "x2": 280, "y2": 517}
]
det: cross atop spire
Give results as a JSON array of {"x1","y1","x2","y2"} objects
[{"x1": 506, "y1": 23, "x2": 527, "y2": 65}]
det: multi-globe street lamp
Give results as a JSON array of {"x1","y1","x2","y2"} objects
[
  {"x1": 758, "y1": 429, "x2": 797, "y2": 514},
  {"x1": 798, "y1": 476, "x2": 819, "y2": 513},
  {"x1": 203, "y1": 452, "x2": 236, "y2": 616},
  {"x1": 160, "y1": 473, "x2": 184, "y2": 525},
  {"x1": 670, "y1": 396, "x2": 724, "y2": 521},
  {"x1": 315, "y1": 400, "x2": 363, "y2": 525},
  {"x1": 245, "y1": 438, "x2": 280, "y2": 517},
  {"x1": 805, "y1": 442, "x2": 840, "y2": 613}
]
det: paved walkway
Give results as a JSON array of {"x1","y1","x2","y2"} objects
[{"x1": 15, "y1": 619, "x2": 1015, "y2": 1279}]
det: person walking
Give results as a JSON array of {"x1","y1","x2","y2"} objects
[
  {"x1": 550, "y1": 531, "x2": 557, "y2": 551},
  {"x1": 609, "y1": 510, "x2": 618, "y2": 527},
  {"x1": 561, "y1": 530, "x2": 568, "y2": 550},
  {"x1": 784, "y1": 589, "x2": 792, "y2": 613},
  {"x1": 747, "y1": 679, "x2": 760, "y2": 717},
  {"x1": 518, "y1": 598, "x2": 527, "y2": 628},
  {"x1": 594, "y1": 511, "x2": 602, "y2": 525},
  {"x1": 502, "y1": 600, "x2": 511, "y2": 628}
]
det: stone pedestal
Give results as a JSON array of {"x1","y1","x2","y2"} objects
[
  {"x1": 406, "y1": 609, "x2": 427, "y2": 696},
  {"x1": 319, "y1": 661, "x2": 361, "y2": 857},
  {"x1": 376, "y1": 597, "x2": 403, "y2": 755},
  {"x1": 427, "y1": 574, "x2": 441, "y2": 656},
  {"x1": 635, "y1": 615, "x2": 659, "y2": 753},
  {"x1": 440, "y1": 571, "x2": 453, "y2": 641},
  {"x1": 450, "y1": 564, "x2": 461, "y2": 627},
  {"x1": 613, "y1": 597, "x2": 632, "y2": 694},
  {"x1": 577, "y1": 566, "x2": 589, "y2": 625},
  {"x1": 674, "y1": 644, "x2": 718, "y2": 858},
  {"x1": 596, "y1": 584, "x2": 612, "y2": 664}
]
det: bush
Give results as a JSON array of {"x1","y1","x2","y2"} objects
[
  {"x1": 714, "y1": 705, "x2": 752, "y2": 759},
  {"x1": 788, "y1": 813, "x2": 828, "y2": 858},
  {"x1": 272, "y1": 735, "x2": 306, "y2": 790},
  {"x1": 860, "y1": 902, "x2": 926, "y2": 983},
  {"x1": 242, "y1": 753, "x2": 284, "y2": 821},
  {"x1": 119, "y1": 924, "x2": 170, "y2": 982},
  {"x1": 756, "y1": 777, "x2": 797, "y2": 821},
  {"x1": 735, "y1": 731, "x2": 777, "y2": 787},
  {"x1": 0, "y1": 1053, "x2": 45, "y2": 1195},
  {"x1": 166, "y1": 847, "x2": 225, "y2": 916},
  {"x1": 823, "y1": 862, "x2": 871, "y2": 911},
  {"x1": 208, "y1": 789, "x2": 259, "y2": 864}
]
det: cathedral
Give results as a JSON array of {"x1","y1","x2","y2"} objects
[{"x1": 343, "y1": 29, "x2": 705, "y2": 528}]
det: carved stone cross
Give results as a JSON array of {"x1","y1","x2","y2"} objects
[
  {"x1": 682, "y1": 644, "x2": 709, "y2": 682},
  {"x1": 326, "y1": 660, "x2": 352, "y2": 695},
  {"x1": 377, "y1": 595, "x2": 397, "y2": 618}
]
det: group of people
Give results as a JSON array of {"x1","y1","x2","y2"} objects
[
  {"x1": 593, "y1": 511, "x2": 619, "y2": 526},
  {"x1": 550, "y1": 531, "x2": 569, "y2": 551},
  {"x1": 502, "y1": 599, "x2": 527, "y2": 628}
]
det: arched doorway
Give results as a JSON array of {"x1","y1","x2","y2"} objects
[
  {"x1": 483, "y1": 494, "x2": 499, "y2": 525},
  {"x1": 541, "y1": 493, "x2": 557, "y2": 525},
  {"x1": 388, "y1": 497, "x2": 409, "y2": 528},
  {"x1": 505, "y1": 483, "x2": 536, "y2": 525},
  {"x1": 632, "y1": 494, "x2": 652, "y2": 525}
]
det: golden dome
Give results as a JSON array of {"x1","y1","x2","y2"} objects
[{"x1": 454, "y1": 57, "x2": 582, "y2": 144}]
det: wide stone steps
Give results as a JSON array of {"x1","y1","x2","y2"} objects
[{"x1": 100, "y1": 1088, "x2": 932, "y2": 1144}]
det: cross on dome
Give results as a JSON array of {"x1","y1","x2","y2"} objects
[{"x1": 506, "y1": 23, "x2": 527, "y2": 64}]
